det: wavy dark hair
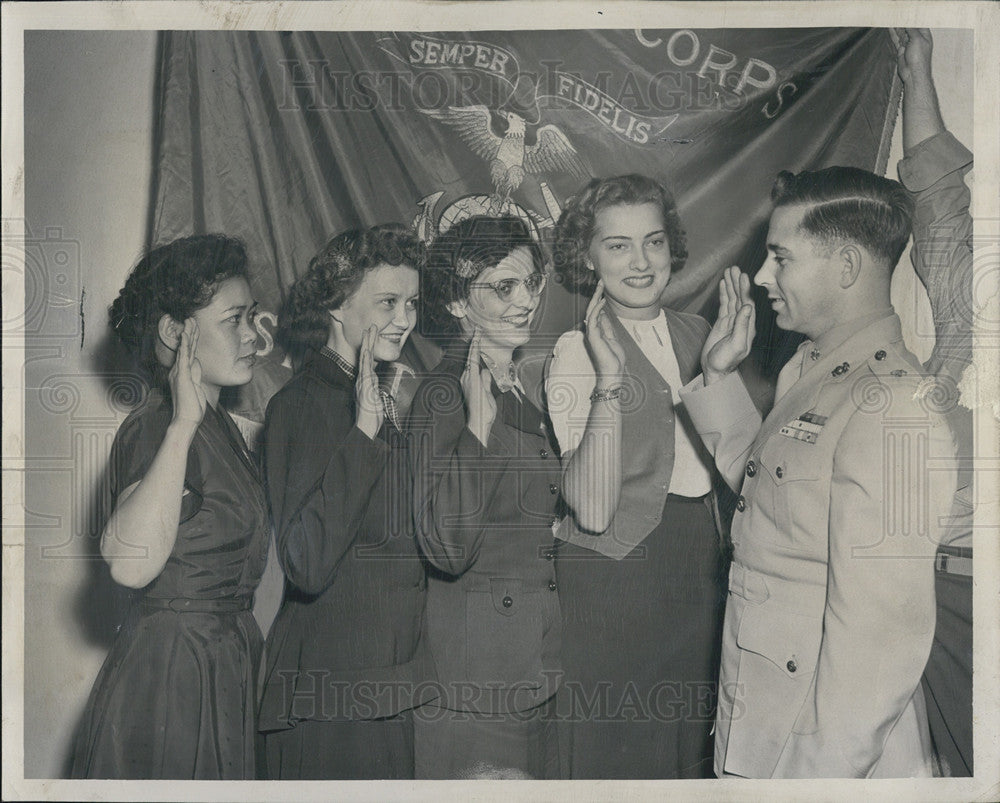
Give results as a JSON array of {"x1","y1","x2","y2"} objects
[
  {"x1": 109, "y1": 234, "x2": 249, "y2": 376},
  {"x1": 770, "y1": 166, "x2": 914, "y2": 268},
  {"x1": 553, "y1": 174, "x2": 688, "y2": 297},
  {"x1": 277, "y1": 223, "x2": 425, "y2": 360},
  {"x1": 420, "y1": 215, "x2": 545, "y2": 338}
]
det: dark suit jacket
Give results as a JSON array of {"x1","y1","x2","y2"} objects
[
  {"x1": 410, "y1": 340, "x2": 563, "y2": 713},
  {"x1": 258, "y1": 348, "x2": 435, "y2": 730}
]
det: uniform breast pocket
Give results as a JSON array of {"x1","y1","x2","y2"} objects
[
  {"x1": 756, "y1": 436, "x2": 824, "y2": 553},
  {"x1": 465, "y1": 578, "x2": 544, "y2": 691}
]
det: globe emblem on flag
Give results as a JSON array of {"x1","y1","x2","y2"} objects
[
  {"x1": 412, "y1": 189, "x2": 557, "y2": 246},
  {"x1": 437, "y1": 194, "x2": 539, "y2": 237}
]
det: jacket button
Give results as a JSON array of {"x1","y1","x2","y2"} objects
[
  {"x1": 775, "y1": 466, "x2": 784, "y2": 478},
  {"x1": 786, "y1": 659, "x2": 797, "y2": 673},
  {"x1": 875, "y1": 350, "x2": 886, "y2": 361},
  {"x1": 736, "y1": 496, "x2": 746, "y2": 512},
  {"x1": 746, "y1": 460, "x2": 757, "y2": 477},
  {"x1": 502, "y1": 596, "x2": 513, "y2": 608},
  {"x1": 539, "y1": 448, "x2": 549, "y2": 459},
  {"x1": 544, "y1": 550, "x2": 554, "y2": 561},
  {"x1": 549, "y1": 483, "x2": 559, "y2": 494},
  {"x1": 548, "y1": 580, "x2": 557, "y2": 591}
]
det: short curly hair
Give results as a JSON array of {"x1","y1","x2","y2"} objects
[
  {"x1": 109, "y1": 234, "x2": 249, "y2": 373},
  {"x1": 277, "y1": 223, "x2": 425, "y2": 360},
  {"x1": 771, "y1": 166, "x2": 914, "y2": 268},
  {"x1": 419, "y1": 216, "x2": 545, "y2": 339},
  {"x1": 553, "y1": 174, "x2": 688, "y2": 297}
]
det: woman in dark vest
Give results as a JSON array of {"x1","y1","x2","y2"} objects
[
  {"x1": 258, "y1": 225, "x2": 435, "y2": 779},
  {"x1": 545, "y1": 174, "x2": 728, "y2": 778}
]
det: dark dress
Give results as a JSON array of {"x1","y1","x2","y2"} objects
[
  {"x1": 72, "y1": 390, "x2": 270, "y2": 779},
  {"x1": 409, "y1": 340, "x2": 563, "y2": 779},
  {"x1": 258, "y1": 348, "x2": 434, "y2": 780}
]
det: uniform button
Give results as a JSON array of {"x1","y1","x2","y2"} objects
[
  {"x1": 549, "y1": 483, "x2": 559, "y2": 494},
  {"x1": 775, "y1": 466, "x2": 784, "y2": 479},
  {"x1": 502, "y1": 596, "x2": 513, "y2": 608},
  {"x1": 548, "y1": 580, "x2": 557, "y2": 591},
  {"x1": 875, "y1": 350, "x2": 886, "y2": 361},
  {"x1": 746, "y1": 460, "x2": 757, "y2": 477},
  {"x1": 539, "y1": 448, "x2": 549, "y2": 459},
  {"x1": 786, "y1": 659, "x2": 797, "y2": 673},
  {"x1": 736, "y1": 496, "x2": 746, "y2": 512},
  {"x1": 544, "y1": 550, "x2": 554, "y2": 561}
]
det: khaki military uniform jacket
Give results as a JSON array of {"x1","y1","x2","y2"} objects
[{"x1": 680, "y1": 313, "x2": 956, "y2": 778}]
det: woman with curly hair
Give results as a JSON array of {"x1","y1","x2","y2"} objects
[
  {"x1": 72, "y1": 235, "x2": 268, "y2": 779},
  {"x1": 545, "y1": 174, "x2": 727, "y2": 778},
  {"x1": 408, "y1": 215, "x2": 624, "y2": 779},
  {"x1": 257, "y1": 224, "x2": 435, "y2": 779}
]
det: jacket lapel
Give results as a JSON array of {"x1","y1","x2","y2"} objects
[{"x1": 499, "y1": 387, "x2": 546, "y2": 437}]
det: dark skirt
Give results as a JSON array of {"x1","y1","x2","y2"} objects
[
  {"x1": 413, "y1": 696, "x2": 559, "y2": 779},
  {"x1": 262, "y1": 713, "x2": 414, "y2": 779},
  {"x1": 555, "y1": 494, "x2": 727, "y2": 779},
  {"x1": 71, "y1": 605, "x2": 263, "y2": 779}
]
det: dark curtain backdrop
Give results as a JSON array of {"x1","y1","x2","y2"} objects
[{"x1": 149, "y1": 28, "x2": 900, "y2": 415}]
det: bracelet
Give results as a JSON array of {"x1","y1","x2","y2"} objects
[{"x1": 590, "y1": 385, "x2": 623, "y2": 403}]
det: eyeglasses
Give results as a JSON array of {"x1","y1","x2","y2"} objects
[{"x1": 469, "y1": 272, "x2": 547, "y2": 302}]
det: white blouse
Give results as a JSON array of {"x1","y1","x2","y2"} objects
[{"x1": 546, "y1": 310, "x2": 713, "y2": 498}]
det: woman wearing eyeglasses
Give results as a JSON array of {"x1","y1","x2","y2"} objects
[{"x1": 409, "y1": 215, "x2": 622, "y2": 779}]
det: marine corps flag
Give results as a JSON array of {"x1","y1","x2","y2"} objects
[{"x1": 151, "y1": 28, "x2": 899, "y2": 398}]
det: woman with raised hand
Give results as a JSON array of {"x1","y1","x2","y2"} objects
[
  {"x1": 72, "y1": 235, "x2": 268, "y2": 779},
  {"x1": 257, "y1": 224, "x2": 435, "y2": 780},
  {"x1": 408, "y1": 214, "x2": 625, "y2": 779},
  {"x1": 546, "y1": 174, "x2": 729, "y2": 779}
]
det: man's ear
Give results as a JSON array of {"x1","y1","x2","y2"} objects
[
  {"x1": 157, "y1": 314, "x2": 183, "y2": 351},
  {"x1": 838, "y1": 244, "x2": 863, "y2": 289},
  {"x1": 446, "y1": 299, "x2": 469, "y2": 319}
]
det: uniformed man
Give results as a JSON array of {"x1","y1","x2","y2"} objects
[{"x1": 679, "y1": 167, "x2": 957, "y2": 777}]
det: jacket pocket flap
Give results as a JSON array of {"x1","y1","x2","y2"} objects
[
  {"x1": 737, "y1": 603, "x2": 822, "y2": 678},
  {"x1": 759, "y1": 435, "x2": 822, "y2": 485},
  {"x1": 490, "y1": 577, "x2": 524, "y2": 616}
]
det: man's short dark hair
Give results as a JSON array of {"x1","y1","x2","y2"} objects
[{"x1": 771, "y1": 166, "x2": 914, "y2": 268}]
